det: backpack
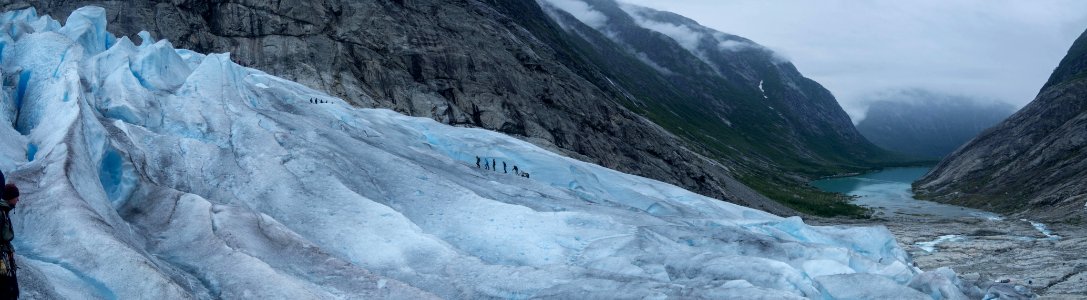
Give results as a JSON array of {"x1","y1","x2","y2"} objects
[
  {"x1": 0, "y1": 206, "x2": 11, "y2": 243},
  {"x1": 0, "y1": 210, "x2": 13, "y2": 278}
]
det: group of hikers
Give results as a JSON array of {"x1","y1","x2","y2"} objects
[
  {"x1": 0, "y1": 171, "x2": 21, "y2": 299},
  {"x1": 308, "y1": 97, "x2": 329, "y2": 104},
  {"x1": 475, "y1": 156, "x2": 530, "y2": 178}
]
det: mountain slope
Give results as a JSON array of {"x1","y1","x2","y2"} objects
[
  {"x1": 609, "y1": 2, "x2": 891, "y2": 170},
  {"x1": 915, "y1": 28, "x2": 1087, "y2": 220},
  {"x1": 533, "y1": 0, "x2": 903, "y2": 214},
  {"x1": 1, "y1": 0, "x2": 802, "y2": 215},
  {"x1": 3, "y1": 0, "x2": 904, "y2": 216},
  {"x1": 856, "y1": 90, "x2": 1016, "y2": 159},
  {"x1": 0, "y1": 7, "x2": 972, "y2": 298}
]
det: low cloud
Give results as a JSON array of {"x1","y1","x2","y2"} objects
[
  {"x1": 619, "y1": 0, "x2": 1087, "y2": 120},
  {"x1": 538, "y1": 0, "x2": 609, "y2": 29},
  {"x1": 620, "y1": 4, "x2": 704, "y2": 52},
  {"x1": 851, "y1": 88, "x2": 1017, "y2": 124},
  {"x1": 633, "y1": 19, "x2": 704, "y2": 51},
  {"x1": 718, "y1": 40, "x2": 755, "y2": 52}
]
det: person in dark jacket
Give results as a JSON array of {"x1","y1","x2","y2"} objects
[{"x1": 0, "y1": 181, "x2": 19, "y2": 299}]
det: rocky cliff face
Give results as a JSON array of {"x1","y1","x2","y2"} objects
[
  {"x1": 3, "y1": 0, "x2": 796, "y2": 215},
  {"x1": 4, "y1": 0, "x2": 890, "y2": 216},
  {"x1": 915, "y1": 29, "x2": 1087, "y2": 221},
  {"x1": 856, "y1": 90, "x2": 1016, "y2": 159}
]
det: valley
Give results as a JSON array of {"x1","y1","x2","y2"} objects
[
  {"x1": 0, "y1": 1, "x2": 1083, "y2": 299},
  {"x1": 812, "y1": 168, "x2": 1087, "y2": 298}
]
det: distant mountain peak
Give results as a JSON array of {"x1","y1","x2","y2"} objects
[{"x1": 855, "y1": 89, "x2": 1016, "y2": 159}]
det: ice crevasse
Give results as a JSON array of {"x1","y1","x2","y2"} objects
[{"x1": 0, "y1": 6, "x2": 976, "y2": 299}]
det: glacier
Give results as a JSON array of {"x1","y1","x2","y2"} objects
[{"x1": 0, "y1": 6, "x2": 978, "y2": 299}]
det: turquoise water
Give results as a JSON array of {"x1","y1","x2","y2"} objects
[{"x1": 811, "y1": 167, "x2": 1000, "y2": 219}]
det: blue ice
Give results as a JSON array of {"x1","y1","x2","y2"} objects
[{"x1": 0, "y1": 5, "x2": 980, "y2": 299}]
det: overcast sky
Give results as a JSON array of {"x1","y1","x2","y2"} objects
[{"x1": 619, "y1": 0, "x2": 1087, "y2": 122}]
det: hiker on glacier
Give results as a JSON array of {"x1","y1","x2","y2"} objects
[{"x1": 0, "y1": 173, "x2": 19, "y2": 299}]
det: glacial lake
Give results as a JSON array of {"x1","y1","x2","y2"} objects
[{"x1": 811, "y1": 167, "x2": 1000, "y2": 219}]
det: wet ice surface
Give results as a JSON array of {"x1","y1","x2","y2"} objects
[
  {"x1": 813, "y1": 168, "x2": 1085, "y2": 298},
  {"x1": 0, "y1": 6, "x2": 978, "y2": 299},
  {"x1": 811, "y1": 167, "x2": 1001, "y2": 220}
]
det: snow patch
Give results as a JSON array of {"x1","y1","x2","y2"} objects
[{"x1": 758, "y1": 80, "x2": 768, "y2": 99}]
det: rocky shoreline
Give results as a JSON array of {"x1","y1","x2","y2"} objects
[{"x1": 819, "y1": 215, "x2": 1087, "y2": 299}]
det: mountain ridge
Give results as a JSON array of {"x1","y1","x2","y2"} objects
[{"x1": 915, "y1": 28, "x2": 1087, "y2": 221}]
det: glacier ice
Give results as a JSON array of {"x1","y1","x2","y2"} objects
[{"x1": 0, "y1": 6, "x2": 975, "y2": 299}]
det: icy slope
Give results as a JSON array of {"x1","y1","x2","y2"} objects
[{"x1": 0, "y1": 6, "x2": 971, "y2": 299}]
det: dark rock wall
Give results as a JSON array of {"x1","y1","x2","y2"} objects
[{"x1": 916, "y1": 29, "x2": 1087, "y2": 220}]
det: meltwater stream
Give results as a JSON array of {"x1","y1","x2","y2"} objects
[
  {"x1": 809, "y1": 168, "x2": 1085, "y2": 296},
  {"x1": 811, "y1": 167, "x2": 1001, "y2": 220}
]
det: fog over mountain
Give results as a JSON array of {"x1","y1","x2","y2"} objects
[
  {"x1": 855, "y1": 90, "x2": 1017, "y2": 159},
  {"x1": 917, "y1": 28, "x2": 1087, "y2": 221},
  {"x1": 619, "y1": 0, "x2": 1087, "y2": 122}
]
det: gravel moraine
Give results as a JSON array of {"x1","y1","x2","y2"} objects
[{"x1": 819, "y1": 215, "x2": 1087, "y2": 299}]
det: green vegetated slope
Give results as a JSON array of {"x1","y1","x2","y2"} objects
[{"x1": 495, "y1": 0, "x2": 912, "y2": 216}]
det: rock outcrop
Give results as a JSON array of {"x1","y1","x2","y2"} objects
[{"x1": 915, "y1": 28, "x2": 1087, "y2": 220}]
